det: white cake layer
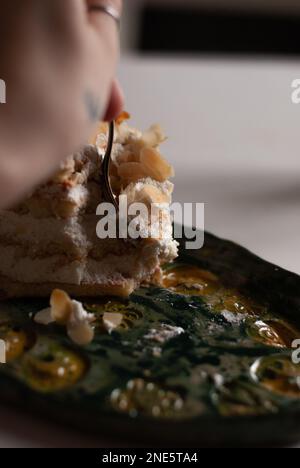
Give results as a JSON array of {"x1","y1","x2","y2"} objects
[
  {"x1": 0, "y1": 238, "x2": 178, "y2": 286},
  {"x1": 0, "y1": 211, "x2": 89, "y2": 257}
]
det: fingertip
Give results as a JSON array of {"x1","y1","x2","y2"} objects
[{"x1": 103, "y1": 79, "x2": 124, "y2": 122}]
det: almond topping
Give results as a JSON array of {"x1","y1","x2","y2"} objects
[
  {"x1": 117, "y1": 162, "x2": 148, "y2": 184},
  {"x1": 34, "y1": 308, "x2": 54, "y2": 326},
  {"x1": 129, "y1": 185, "x2": 170, "y2": 206},
  {"x1": 116, "y1": 151, "x2": 139, "y2": 165},
  {"x1": 141, "y1": 124, "x2": 166, "y2": 147},
  {"x1": 50, "y1": 289, "x2": 73, "y2": 325},
  {"x1": 68, "y1": 322, "x2": 95, "y2": 347},
  {"x1": 89, "y1": 122, "x2": 108, "y2": 146},
  {"x1": 116, "y1": 111, "x2": 131, "y2": 125},
  {"x1": 35, "y1": 290, "x2": 96, "y2": 346},
  {"x1": 103, "y1": 312, "x2": 123, "y2": 333},
  {"x1": 140, "y1": 148, "x2": 174, "y2": 183}
]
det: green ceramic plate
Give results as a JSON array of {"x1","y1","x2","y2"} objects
[{"x1": 1, "y1": 232, "x2": 300, "y2": 447}]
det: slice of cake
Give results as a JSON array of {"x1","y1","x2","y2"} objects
[{"x1": 0, "y1": 116, "x2": 178, "y2": 299}]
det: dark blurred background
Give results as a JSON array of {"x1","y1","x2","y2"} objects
[{"x1": 122, "y1": 0, "x2": 300, "y2": 56}]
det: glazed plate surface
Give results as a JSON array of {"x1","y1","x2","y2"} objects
[{"x1": 1, "y1": 232, "x2": 300, "y2": 447}]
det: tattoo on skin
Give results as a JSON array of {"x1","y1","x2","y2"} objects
[{"x1": 84, "y1": 91, "x2": 103, "y2": 122}]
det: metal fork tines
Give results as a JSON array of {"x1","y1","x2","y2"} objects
[{"x1": 102, "y1": 121, "x2": 119, "y2": 211}]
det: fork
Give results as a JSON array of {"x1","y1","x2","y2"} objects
[{"x1": 101, "y1": 121, "x2": 119, "y2": 211}]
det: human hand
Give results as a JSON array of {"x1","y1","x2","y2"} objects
[{"x1": 0, "y1": 0, "x2": 123, "y2": 207}]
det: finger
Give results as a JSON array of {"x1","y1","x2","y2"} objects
[
  {"x1": 86, "y1": 0, "x2": 122, "y2": 31},
  {"x1": 103, "y1": 78, "x2": 124, "y2": 122},
  {"x1": 86, "y1": 0, "x2": 123, "y2": 15}
]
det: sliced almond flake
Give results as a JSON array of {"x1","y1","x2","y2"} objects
[
  {"x1": 35, "y1": 290, "x2": 95, "y2": 346},
  {"x1": 103, "y1": 312, "x2": 123, "y2": 333},
  {"x1": 116, "y1": 111, "x2": 131, "y2": 125},
  {"x1": 140, "y1": 147, "x2": 174, "y2": 183},
  {"x1": 34, "y1": 308, "x2": 54, "y2": 326},
  {"x1": 50, "y1": 289, "x2": 73, "y2": 325},
  {"x1": 117, "y1": 162, "x2": 148, "y2": 183},
  {"x1": 67, "y1": 322, "x2": 95, "y2": 346},
  {"x1": 141, "y1": 124, "x2": 167, "y2": 148}
]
